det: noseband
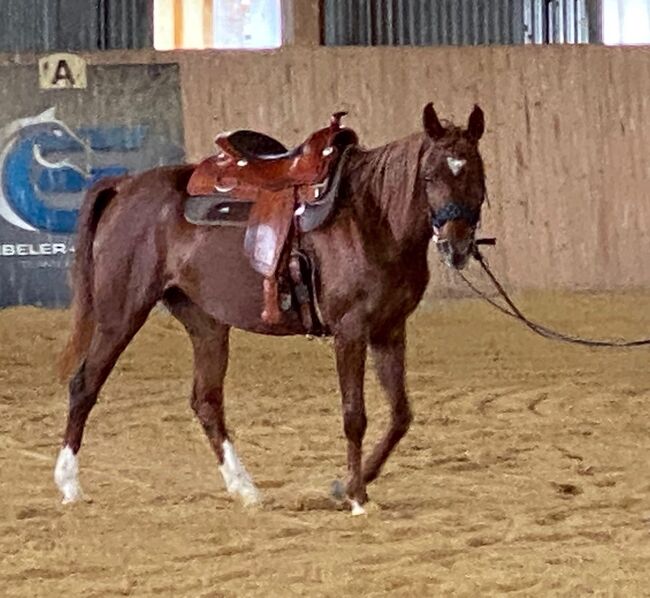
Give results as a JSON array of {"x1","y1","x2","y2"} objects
[{"x1": 431, "y1": 202, "x2": 480, "y2": 230}]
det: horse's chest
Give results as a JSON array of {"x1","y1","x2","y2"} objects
[
  {"x1": 369, "y1": 264, "x2": 429, "y2": 318},
  {"x1": 307, "y1": 217, "x2": 430, "y2": 325},
  {"x1": 316, "y1": 247, "x2": 428, "y2": 324}
]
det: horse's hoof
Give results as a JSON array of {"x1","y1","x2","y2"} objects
[
  {"x1": 59, "y1": 491, "x2": 92, "y2": 505},
  {"x1": 349, "y1": 499, "x2": 366, "y2": 516},
  {"x1": 240, "y1": 487, "x2": 262, "y2": 508},
  {"x1": 330, "y1": 479, "x2": 345, "y2": 500}
]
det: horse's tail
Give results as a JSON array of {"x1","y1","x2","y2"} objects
[{"x1": 58, "y1": 177, "x2": 121, "y2": 383}]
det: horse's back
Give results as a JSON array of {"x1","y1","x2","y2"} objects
[{"x1": 117, "y1": 164, "x2": 194, "y2": 204}]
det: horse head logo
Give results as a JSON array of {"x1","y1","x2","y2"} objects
[{"x1": 0, "y1": 108, "x2": 131, "y2": 234}]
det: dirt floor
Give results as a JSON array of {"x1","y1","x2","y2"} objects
[{"x1": 1, "y1": 293, "x2": 649, "y2": 597}]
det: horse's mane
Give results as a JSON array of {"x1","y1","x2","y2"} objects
[{"x1": 346, "y1": 132, "x2": 431, "y2": 246}]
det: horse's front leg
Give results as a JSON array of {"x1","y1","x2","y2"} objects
[
  {"x1": 363, "y1": 323, "x2": 412, "y2": 486},
  {"x1": 334, "y1": 332, "x2": 368, "y2": 515}
]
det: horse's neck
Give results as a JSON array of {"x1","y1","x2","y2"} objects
[{"x1": 344, "y1": 138, "x2": 432, "y2": 256}]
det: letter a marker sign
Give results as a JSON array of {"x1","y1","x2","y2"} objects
[{"x1": 38, "y1": 53, "x2": 87, "y2": 90}]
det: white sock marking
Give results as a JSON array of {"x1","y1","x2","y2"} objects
[
  {"x1": 54, "y1": 446, "x2": 82, "y2": 504},
  {"x1": 219, "y1": 440, "x2": 261, "y2": 506},
  {"x1": 350, "y1": 499, "x2": 366, "y2": 516}
]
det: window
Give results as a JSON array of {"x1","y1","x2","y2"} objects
[
  {"x1": 154, "y1": 0, "x2": 283, "y2": 50},
  {"x1": 603, "y1": 0, "x2": 650, "y2": 44},
  {"x1": 523, "y1": 0, "x2": 591, "y2": 44}
]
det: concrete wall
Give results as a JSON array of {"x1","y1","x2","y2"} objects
[{"x1": 2, "y1": 44, "x2": 649, "y2": 297}]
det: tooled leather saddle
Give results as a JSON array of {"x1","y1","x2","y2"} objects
[{"x1": 185, "y1": 112, "x2": 358, "y2": 329}]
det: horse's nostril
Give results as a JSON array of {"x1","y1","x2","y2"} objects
[
  {"x1": 437, "y1": 239, "x2": 450, "y2": 253},
  {"x1": 451, "y1": 251, "x2": 469, "y2": 269}
]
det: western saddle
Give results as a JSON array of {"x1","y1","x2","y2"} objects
[{"x1": 186, "y1": 112, "x2": 358, "y2": 328}]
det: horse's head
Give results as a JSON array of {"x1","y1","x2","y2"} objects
[{"x1": 420, "y1": 102, "x2": 486, "y2": 269}]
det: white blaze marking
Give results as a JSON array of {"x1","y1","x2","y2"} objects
[
  {"x1": 54, "y1": 445, "x2": 82, "y2": 504},
  {"x1": 447, "y1": 156, "x2": 466, "y2": 176},
  {"x1": 322, "y1": 146, "x2": 333, "y2": 156},
  {"x1": 219, "y1": 440, "x2": 260, "y2": 506},
  {"x1": 236, "y1": 159, "x2": 248, "y2": 167}
]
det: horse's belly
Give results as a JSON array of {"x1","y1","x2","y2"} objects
[{"x1": 171, "y1": 226, "x2": 308, "y2": 336}]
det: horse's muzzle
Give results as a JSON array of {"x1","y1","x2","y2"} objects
[
  {"x1": 433, "y1": 219, "x2": 474, "y2": 270},
  {"x1": 436, "y1": 238, "x2": 471, "y2": 269}
]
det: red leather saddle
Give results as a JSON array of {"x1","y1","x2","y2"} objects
[
  {"x1": 186, "y1": 112, "x2": 358, "y2": 326},
  {"x1": 188, "y1": 111, "x2": 357, "y2": 196}
]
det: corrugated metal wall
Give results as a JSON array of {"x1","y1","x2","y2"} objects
[
  {"x1": 321, "y1": 0, "x2": 601, "y2": 45},
  {"x1": 0, "y1": 0, "x2": 152, "y2": 52},
  {"x1": 322, "y1": 0, "x2": 526, "y2": 45},
  {"x1": 523, "y1": 0, "x2": 590, "y2": 43}
]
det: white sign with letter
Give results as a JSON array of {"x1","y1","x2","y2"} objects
[{"x1": 38, "y1": 53, "x2": 88, "y2": 90}]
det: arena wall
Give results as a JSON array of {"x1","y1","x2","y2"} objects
[
  {"x1": 175, "y1": 44, "x2": 650, "y2": 294},
  {"x1": 1, "y1": 44, "x2": 648, "y2": 303}
]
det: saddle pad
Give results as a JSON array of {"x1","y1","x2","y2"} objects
[{"x1": 184, "y1": 195, "x2": 252, "y2": 227}]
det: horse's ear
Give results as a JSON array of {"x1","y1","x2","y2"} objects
[
  {"x1": 466, "y1": 104, "x2": 485, "y2": 142},
  {"x1": 423, "y1": 102, "x2": 445, "y2": 141}
]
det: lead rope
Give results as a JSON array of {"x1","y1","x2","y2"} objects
[{"x1": 457, "y1": 246, "x2": 650, "y2": 348}]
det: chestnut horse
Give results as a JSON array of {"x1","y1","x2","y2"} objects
[{"x1": 55, "y1": 102, "x2": 487, "y2": 515}]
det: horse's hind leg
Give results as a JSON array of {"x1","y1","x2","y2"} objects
[
  {"x1": 362, "y1": 323, "x2": 412, "y2": 487},
  {"x1": 164, "y1": 290, "x2": 260, "y2": 506},
  {"x1": 55, "y1": 306, "x2": 154, "y2": 503}
]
